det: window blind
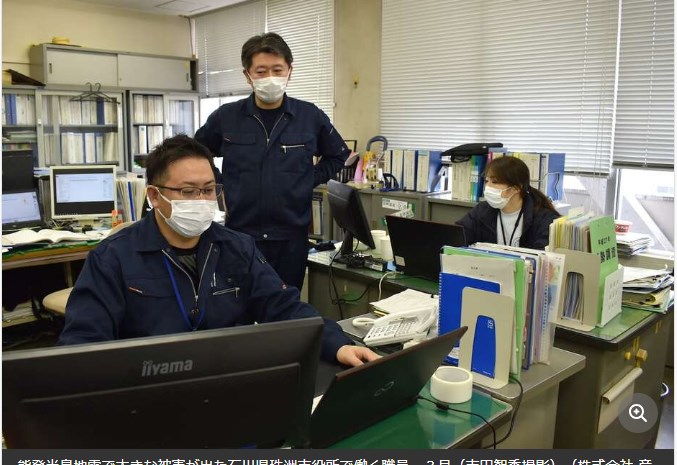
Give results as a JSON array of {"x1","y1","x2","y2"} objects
[
  {"x1": 194, "y1": 1, "x2": 265, "y2": 97},
  {"x1": 613, "y1": 0, "x2": 674, "y2": 168},
  {"x1": 266, "y1": 0, "x2": 335, "y2": 120},
  {"x1": 381, "y1": 0, "x2": 620, "y2": 174}
]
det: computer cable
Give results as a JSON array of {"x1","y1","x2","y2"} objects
[
  {"x1": 327, "y1": 250, "x2": 345, "y2": 320},
  {"x1": 482, "y1": 375, "x2": 524, "y2": 448},
  {"x1": 416, "y1": 394, "x2": 496, "y2": 449},
  {"x1": 377, "y1": 271, "x2": 397, "y2": 300}
]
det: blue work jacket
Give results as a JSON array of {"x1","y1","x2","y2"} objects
[
  {"x1": 195, "y1": 94, "x2": 350, "y2": 240},
  {"x1": 58, "y1": 213, "x2": 351, "y2": 362},
  {"x1": 456, "y1": 193, "x2": 561, "y2": 250}
]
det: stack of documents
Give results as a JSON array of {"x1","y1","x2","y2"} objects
[
  {"x1": 437, "y1": 244, "x2": 565, "y2": 387},
  {"x1": 616, "y1": 232, "x2": 653, "y2": 256},
  {"x1": 369, "y1": 289, "x2": 437, "y2": 317},
  {"x1": 548, "y1": 212, "x2": 623, "y2": 328},
  {"x1": 622, "y1": 266, "x2": 674, "y2": 313}
]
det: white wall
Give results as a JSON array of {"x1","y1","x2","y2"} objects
[
  {"x1": 334, "y1": 0, "x2": 381, "y2": 153},
  {"x1": 2, "y1": 0, "x2": 192, "y2": 76}
]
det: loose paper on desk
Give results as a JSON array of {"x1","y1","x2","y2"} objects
[
  {"x1": 1, "y1": 229, "x2": 105, "y2": 247},
  {"x1": 369, "y1": 289, "x2": 437, "y2": 316},
  {"x1": 622, "y1": 266, "x2": 670, "y2": 283}
]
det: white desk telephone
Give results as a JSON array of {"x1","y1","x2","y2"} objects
[{"x1": 357, "y1": 306, "x2": 437, "y2": 347}]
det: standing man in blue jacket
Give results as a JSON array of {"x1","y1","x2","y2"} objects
[
  {"x1": 59, "y1": 135, "x2": 377, "y2": 367},
  {"x1": 195, "y1": 33, "x2": 350, "y2": 292}
]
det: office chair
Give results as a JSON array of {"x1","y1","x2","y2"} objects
[{"x1": 42, "y1": 222, "x2": 133, "y2": 316}]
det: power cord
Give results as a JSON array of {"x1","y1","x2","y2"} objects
[
  {"x1": 482, "y1": 375, "x2": 524, "y2": 448},
  {"x1": 417, "y1": 395, "x2": 497, "y2": 449},
  {"x1": 327, "y1": 250, "x2": 344, "y2": 320}
]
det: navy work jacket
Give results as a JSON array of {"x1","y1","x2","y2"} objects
[
  {"x1": 58, "y1": 213, "x2": 351, "y2": 362},
  {"x1": 456, "y1": 193, "x2": 561, "y2": 250},
  {"x1": 195, "y1": 94, "x2": 350, "y2": 240}
]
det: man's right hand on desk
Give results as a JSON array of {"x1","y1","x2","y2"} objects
[{"x1": 336, "y1": 345, "x2": 380, "y2": 367}]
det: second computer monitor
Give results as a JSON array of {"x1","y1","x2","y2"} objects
[
  {"x1": 50, "y1": 165, "x2": 116, "y2": 225},
  {"x1": 2, "y1": 150, "x2": 35, "y2": 192},
  {"x1": 327, "y1": 179, "x2": 375, "y2": 257}
]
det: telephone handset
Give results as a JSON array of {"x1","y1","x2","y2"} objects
[{"x1": 361, "y1": 306, "x2": 437, "y2": 347}]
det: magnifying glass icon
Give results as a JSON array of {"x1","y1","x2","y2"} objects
[{"x1": 628, "y1": 403, "x2": 648, "y2": 422}]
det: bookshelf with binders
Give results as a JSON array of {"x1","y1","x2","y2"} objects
[
  {"x1": 2, "y1": 87, "x2": 39, "y2": 167},
  {"x1": 38, "y1": 89, "x2": 125, "y2": 168},
  {"x1": 128, "y1": 91, "x2": 199, "y2": 170}
]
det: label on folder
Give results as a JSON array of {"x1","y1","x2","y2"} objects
[{"x1": 472, "y1": 315, "x2": 496, "y2": 378}]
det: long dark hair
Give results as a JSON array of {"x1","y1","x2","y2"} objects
[{"x1": 484, "y1": 156, "x2": 558, "y2": 214}]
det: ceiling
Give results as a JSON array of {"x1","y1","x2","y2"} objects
[{"x1": 74, "y1": 0, "x2": 245, "y2": 16}]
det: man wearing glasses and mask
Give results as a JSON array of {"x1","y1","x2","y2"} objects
[
  {"x1": 59, "y1": 135, "x2": 378, "y2": 368},
  {"x1": 195, "y1": 33, "x2": 350, "y2": 294}
]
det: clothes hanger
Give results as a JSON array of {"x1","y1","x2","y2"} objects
[{"x1": 70, "y1": 82, "x2": 119, "y2": 104}]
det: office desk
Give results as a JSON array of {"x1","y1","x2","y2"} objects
[
  {"x1": 338, "y1": 314, "x2": 586, "y2": 449},
  {"x1": 2, "y1": 243, "x2": 97, "y2": 320},
  {"x1": 315, "y1": 361, "x2": 512, "y2": 449},
  {"x1": 307, "y1": 252, "x2": 436, "y2": 321},
  {"x1": 553, "y1": 306, "x2": 673, "y2": 448},
  {"x1": 3, "y1": 243, "x2": 96, "y2": 273}
]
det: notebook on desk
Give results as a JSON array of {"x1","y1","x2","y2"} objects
[
  {"x1": 2, "y1": 189, "x2": 44, "y2": 233},
  {"x1": 386, "y1": 215, "x2": 467, "y2": 281},
  {"x1": 310, "y1": 326, "x2": 468, "y2": 448}
]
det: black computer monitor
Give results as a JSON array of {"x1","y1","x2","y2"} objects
[
  {"x1": 3, "y1": 318, "x2": 323, "y2": 449},
  {"x1": 2, "y1": 150, "x2": 34, "y2": 192},
  {"x1": 327, "y1": 179, "x2": 375, "y2": 257}
]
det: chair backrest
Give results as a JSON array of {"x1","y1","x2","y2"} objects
[
  {"x1": 42, "y1": 221, "x2": 135, "y2": 315},
  {"x1": 109, "y1": 221, "x2": 133, "y2": 236}
]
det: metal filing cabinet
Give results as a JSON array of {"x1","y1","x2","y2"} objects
[{"x1": 553, "y1": 309, "x2": 672, "y2": 448}]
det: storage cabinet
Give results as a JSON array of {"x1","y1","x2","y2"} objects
[
  {"x1": 118, "y1": 55, "x2": 194, "y2": 91},
  {"x1": 29, "y1": 44, "x2": 197, "y2": 92}
]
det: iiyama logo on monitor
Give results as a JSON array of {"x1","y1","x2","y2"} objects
[{"x1": 141, "y1": 359, "x2": 194, "y2": 377}]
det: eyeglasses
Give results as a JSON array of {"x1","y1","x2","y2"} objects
[{"x1": 155, "y1": 184, "x2": 223, "y2": 200}]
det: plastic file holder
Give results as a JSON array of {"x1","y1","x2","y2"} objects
[{"x1": 554, "y1": 248, "x2": 623, "y2": 331}]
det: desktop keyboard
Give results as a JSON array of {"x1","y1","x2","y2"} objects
[{"x1": 334, "y1": 253, "x2": 388, "y2": 272}]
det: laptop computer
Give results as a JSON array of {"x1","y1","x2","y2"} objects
[
  {"x1": 385, "y1": 215, "x2": 467, "y2": 281},
  {"x1": 310, "y1": 326, "x2": 468, "y2": 448},
  {"x1": 2, "y1": 189, "x2": 44, "y2": 233}
]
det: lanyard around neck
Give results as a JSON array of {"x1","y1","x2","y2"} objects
[
  {"x1": 498, "y1": 207, "x2": 524, "y2": 247},
  {"x1": 163, "y1": 254, "x2": 204, "y2": 331}
]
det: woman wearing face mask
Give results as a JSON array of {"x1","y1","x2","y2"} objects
[{"x1": 456, "y1": 156, "x2": 561, "y2": 250}]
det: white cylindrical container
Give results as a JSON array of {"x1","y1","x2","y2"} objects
[
  {"x1": 370, "y1": 230, "x2": 387, "y2": 256},
  {"x1": 430, "y1": 366, "x2": 473, "y2": 404},
  {"x1": 380, "y1": 236, "x2": 394, "y2": 261}
]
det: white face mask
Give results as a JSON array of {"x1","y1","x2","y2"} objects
[
  {"x1": 248, "y1": 72, "x2": 289, "y2": 103},
  {"x1": 155, "y1": 190, "x2": 217, "y2": 237},
  {"x1": 484, "y1": 185, "x2": 514, "y2": 210}
]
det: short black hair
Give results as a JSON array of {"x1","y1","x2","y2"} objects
[
  {"x1": 145, "y1": 134, "x2": 215, "y2": 185},
  {"x1": 241, "y1": 32, "x2": 293, "y2": 70}
]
